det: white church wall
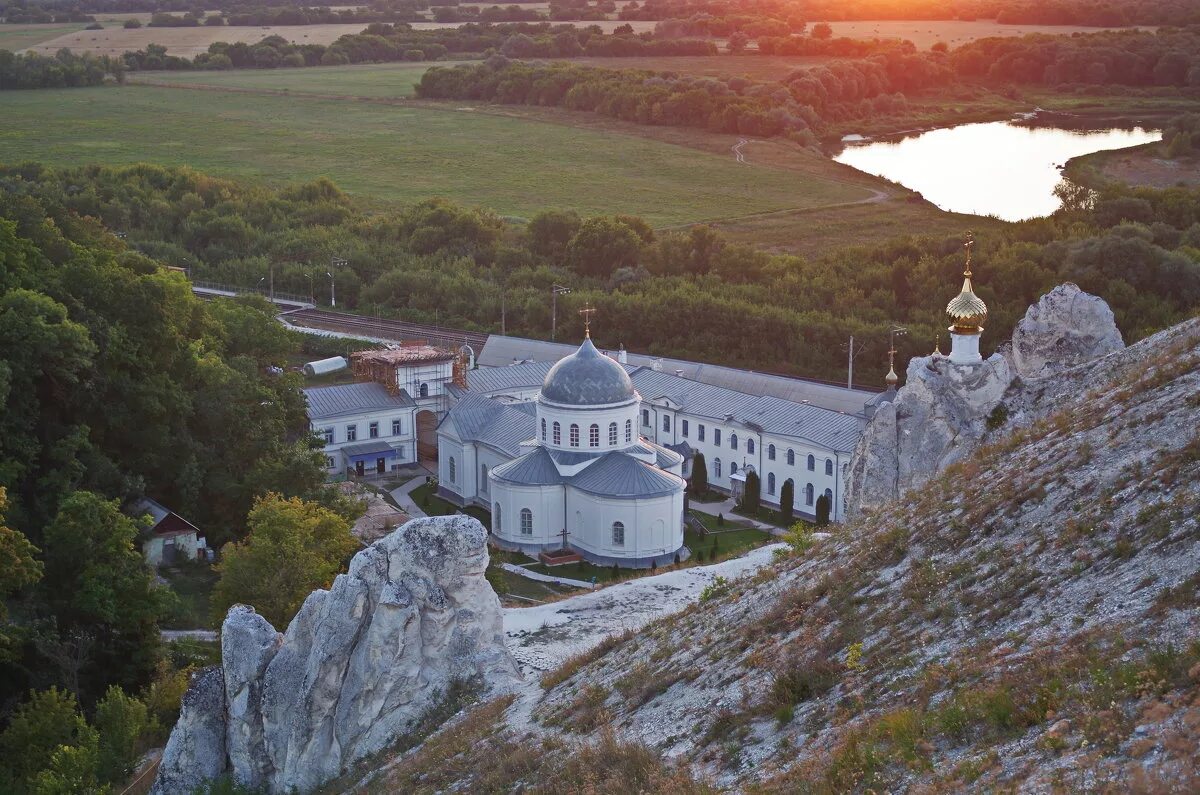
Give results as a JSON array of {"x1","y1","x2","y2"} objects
[
  {"x1": 566, "y1": 490, "x2": 684, "y2": 564},
  {"x1": 537, "y1": 401, "x2": 640, "y2": 453},
  {"x1": 489, "y1": 481, "x2": 565, "y2": 549}
]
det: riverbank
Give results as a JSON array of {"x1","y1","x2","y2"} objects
[{"x1": 1063, "y1": 140, "x2": 1199, "y2": 191}]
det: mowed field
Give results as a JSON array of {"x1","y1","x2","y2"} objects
[
  {"x1": 129, "y1": 61, "x2": 442, "y2": 96},
  {"x1": 0, "y1": 82, "x2": 876, "y2": 226},
  {"x1": 815, "y1": 19, "x2": 1154, "y2": 49}
]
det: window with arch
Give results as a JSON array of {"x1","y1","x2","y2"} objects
[
  {"x1": 540, "y1": 418, "x2": 546, "y2": 441},
  {"x1": 609, "y1": 422, "x2": 618, "y2": 446},
  {"x1": 825, "y1": 458, "x2": 834, "y2": 476},
  {"x1": 807, "y1": 454, "x2": 815, "y2": 471},
  {"x1": 768, "y1": 472, "x2": 776, "y2": 495},
  {"x1": 553, "y1": 421, "x2": 561, "y2": 445},
  {"x1": 730, "y1": 433, "x2": 738, "y2": 450},
  {"x1": 824, "y1": 487, "x2": 833, "y2": 502},
  {"x1": 612, "y1": 521, "x2": 625, "y2": 546},
  {"x1": 625, "y1": 419, "x2": 632, "y2": 443},
  {"x1": 730, "y1": 462, "x2": 738, "y2": 475},
  {"x1": 714, "y1": 458, "x2": 722, "y2": 478},
  {"x1": 747, "y1": 438, "x2": 755, "y2": 454},
  {"x1": 448, "y1": 456, "x2": 456, "y2": 483},
  {"x1": 806, "y1": 483, "x2": 814, "y2": 506},
  {"x1": 494, "y1": 503, "x2": 501, "y2": 532},
  {"x1": 787, "y1": 449, "x2": 795, "y2": 466},
  {"x1": 419, "y1": 383, "x2": 429, "y2": 398},
  {"x1": 569, "y1": 424, "x2": 580, "y2": 447},
  {"x1": 520, "y1": 508, "x2": 533, "y2": 536},
  {"x1": 768, "y1": 444, "x2": 776, "y2": 461},
  {"x1": 589, "y1": 424, "x2": 600, "y2": 447}
]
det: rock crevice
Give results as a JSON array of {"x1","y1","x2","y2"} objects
[{"x1": 151, "y1": 515, "x2": 519, "y2": 794}]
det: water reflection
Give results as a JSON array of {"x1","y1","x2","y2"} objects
[{"x1": 833, "y1": 120, "x2": 1161, "y2": 222}]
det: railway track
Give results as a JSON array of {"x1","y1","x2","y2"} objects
[{"x1": 286, "y1": 308, "x2": 490, "y2": 351}]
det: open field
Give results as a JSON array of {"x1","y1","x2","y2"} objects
[
  {"x1": 1065, "y1": 142, "x2": 1200, "y2": 190},
  {"x1": 0, "y1": 84, "x2": 876, "y2": 224},
  {"x1": 0, "y1": 22, "x2": 84, "y2": 50},
  {"x1": 23, "y1": 21, "x2": 371, "y2": 56},
  {"x1": 130, "y1": 61, "x2": 443, "y2": 97},
  {"x1": 811, "y1": 19, "x2": 1155, "y2": 50}
]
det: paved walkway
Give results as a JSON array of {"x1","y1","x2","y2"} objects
[
  {"x1": 688, "y1": 496, "x2": 781, "y2": 535},
  {"x1": 389, "y1": 472, "x2": 433, "y2": 518},
  {"x1": 500, "y1": 562, "x2": 593, "y2": 589}
]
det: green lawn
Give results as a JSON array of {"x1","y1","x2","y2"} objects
[
  {"x1": 685, "y1": 523, "x2": 773, "y2": 561},
  {"x1": 408, "y1": 482, "x2": 458, "y2": 516},
  {"x1": 0, "y1": 82, "x2": 869, "y2": 225},
  {"x1": 160, "y1": 561, "x2": 219, "y2": 629},
  {"x1": 130, "y1": 62, "x2": 443, "y2": 97}
]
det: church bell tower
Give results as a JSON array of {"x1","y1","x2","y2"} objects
[{"x1": 946, "y1": 233, "x2": 987, "y2": 365}]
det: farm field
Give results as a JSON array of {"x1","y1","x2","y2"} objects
[
  {"x1": 0, "y1": 22, "x2": 83, "y2": 50},
  {"x1": 129, "y1": 61, "x2": 445, "y2": 97},
  {"x1": 23, "y1": 21, "x2": 370, "y2": 56},
  {"x1": 812, "y1": 19, "x2": 1155, "y2": 50},
  {"x1": 0, "y1": 83, "x2": 875, "y2": 226}
]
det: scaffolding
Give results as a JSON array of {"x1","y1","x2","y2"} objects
[{"x1": 350, "y1": 345, "x2": 466, "y2": 397}]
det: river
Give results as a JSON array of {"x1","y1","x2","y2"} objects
[{"x1": 833, "y1": 118, "x2": 1162, "y2": 222}]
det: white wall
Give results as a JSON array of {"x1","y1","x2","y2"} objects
[
  {"x1": 537, "y1": 399, "x2": 640, "y2": 454},
  {"x1": 490, "y1": 481, "x2": 566, "y2": 546},
  {"x1": 566, "y1": 489, "x2": 684, "y2": 561},
  {"x1": 313, "y1": 407, "x2": 417, "y2": 474}
]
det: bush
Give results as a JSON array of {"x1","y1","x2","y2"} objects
[
  {"x1": 404, "y1": 49, "x2": 426, "y2": 61},
  {"x1": 123, "y1": 19, "x2": 142, "y2": 28},
  {"x1": 85, "y1": 22, "x2": 103, "y2": 30}
]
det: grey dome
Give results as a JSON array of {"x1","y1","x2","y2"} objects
[{"x1": 540, "y1": 338, "x2": 635, "y2": 406}]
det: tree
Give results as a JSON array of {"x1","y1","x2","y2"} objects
[
  {"x1": 93, "y1": 686, "x2": 149, "y2": 784},
  {"x1": 212, "y1": 494, "x2": 357, "y2": 629},
  {"x1": 742, "y1": 470, "x2": 761, "y2": 514},
  {"x1": 0, "y1": 688, "x2": 98, "y2": 794},
  {"x1": 812, "y1": 22, "x2": 833, "y2": 40},
  {"x1": 780, "y1": 480, "x2": 794, "y2": 523},
  {"x1": 0, "y1": 487, "x2": 41, "y2": 661},
  {"x1": 527, "y1": 209, "x2": 581, "y2": 259},
  {"x1": 566, "y1": 217, "x2": 642, "y2": 278},
  {"x1": 815, "y1": 493, "x2": 831, "y2": 526},
  {"x1": 727, "y1": 32, "x2": 749, "y2": 54},
  {"x1": 689, "y1": 452, "x2": 708, "y2": 497},
  {"x1": 40, "y1": 492, "x2": 166, "y2": 699}
]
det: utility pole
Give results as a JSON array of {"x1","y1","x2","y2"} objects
[
  {"x1": 889, "y1": 325, "x2": 909, "y2": 362},
  {"x1": 843, "y1": 335, "x2": 870, "y2": 391},
  {"x1": 500, "y1": 290, "x2": 507, "y2": 336},
  {"x1": 329, "y1": 256, "x2": 347, "y2": 308},
  {"x1": 551, "y1": 284, "x2": 571, "y2": 341}
]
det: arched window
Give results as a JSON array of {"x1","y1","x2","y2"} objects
[
  {"x1": 448, "y1": 456, "x2": 456, "y2": 483},
  {"x1": 768, "y1": 472, "x2": 776, "y2": 495},
  {"x1": 747, "y1": 438, "x2": 755, "y2": 454},
  {"x1": 825, "y1": 458, "x2": 834, "y2": 476},
  {"x1": 612, "y1": 521, "x2": 625, "y2": 546},
  {"x1": 787, "y1": 449, "x2": 795, "y2": 466},
  {"x1": 494, "y1": 503, "x2": 501, "y2": 532},
  {"x1": 768, "y1": 444, "x2": 776, "y2": 461},
  {"x1": 520, "y1": 508, "x2": 533, "y2": 536},
  {"x1": 824, "y1": 487, "x2": 833, "y2": 502},
  {"x1": 714, "y1": 458, "x2": 722, "y2": 478},
  {"x1": 553, "y1": 422, "x2": 561, "y2": 445},
  {"x1": 730, "y1": 462, "x2": 738, "y2": 475},
  {"x1": 805, "y1": 483, "x2": 814, "y2": 506},
  {"x1": 419, "y1": 383, "x2": 429, "y2": 398},
  {"x1": 625, "y1": 419, "x2": 632, "y2": 443},
  {"x1": 730, "y1": 433, "x2": 738, "y2": 450},
  {"x1": 807, "y1": 454, "x2": 815, "y2": 471},
  {"x1": 541, "y1": 418, "x2": 546, "y2": 441},
  {"x1": 589, "y1": 424, "x2": 600, "y2": 447},
  {"x1": 609, "y1": 422, "x2": 618, "y2": 446},
  {"x1": 569, "y1": 424, "x2": 579, "y2": 447}
]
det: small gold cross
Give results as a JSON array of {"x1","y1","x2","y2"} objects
[{"x1": 579, "y1": 303, "x2": 596, "y2": 338}]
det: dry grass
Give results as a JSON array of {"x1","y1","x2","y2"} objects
[
  {"x1": 24, "y1": 22, "x2": 370, "y2": 56},
  {"x1": 540, "y1": 626, "x2": 638, "y2": 690}
]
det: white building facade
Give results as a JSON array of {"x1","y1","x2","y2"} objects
[{"x1": 304, "y1": 382, "x2": 418, "y2": 476}]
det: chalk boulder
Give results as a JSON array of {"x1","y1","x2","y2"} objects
[
  {"x1": 1009, "y1": 283, "x2": 1124, "y2": 380},
  {"x1": 151, "y1": 515, "x2": 519, "y2": 794}
]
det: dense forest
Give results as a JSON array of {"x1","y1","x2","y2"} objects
[{"x1": 3, "y1": 160, "x2": 1197, "y2": 386}]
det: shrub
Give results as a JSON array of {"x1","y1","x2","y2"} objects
[
  {"x1": 769, "y1": 654, "x2": 840, "y2": 709},
  {"x1": 123, "y1": 18, "x2": 141, "y2": 28}
]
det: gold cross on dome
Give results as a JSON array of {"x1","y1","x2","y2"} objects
[
  {"x1": 579, "y1": 303, "x2": 596, "y2": 338},
  {"x1": 963, "y1": 231, "x2": 975, "y2": 277}
]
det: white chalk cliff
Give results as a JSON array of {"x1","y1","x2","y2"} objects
[
  {"x1": 151, "y1": 515, "x2": 519, "y2": 795},
  {"x1": 846, "y1": 283, "x2": 1125, "y2": 516}
]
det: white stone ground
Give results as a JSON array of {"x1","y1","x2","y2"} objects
[{"x1": 502, "y1": 543, "x2": 785, "y2": 675}]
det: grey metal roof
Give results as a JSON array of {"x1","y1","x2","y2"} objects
[
  {"x1": 643, "y1": 440, "x2": 684, "y2": 469},
  {"x1": 478, "y1": 334, "x2": 882, "y2": 416},
  {"x1": 465, "y1": 361, "x2": 555, "y2": 396},
  {"x1": 341, "y1": 440, "x2": 398, "y2": 457},
  {"x1": 443, "y1": 392, "x2": 536, "y2": 457},
  {"x1": 304, "y1": 382, "x2": 416, "y2": 421},
  {"x1": 491, "y1": 446, "x2": 564, "y2": 486},
  {"x1": 547, "y1": 448, "x2": 601, "y2": 466},
  {"x1": 570, "y1": 452, "x2": 685, "y2": 499},
  {"x1": 667, "y1": 441, "x2": 694, "y2": 459},
  {"x1": 540, "y1": 338, "x2": 636, "y2": 406}
]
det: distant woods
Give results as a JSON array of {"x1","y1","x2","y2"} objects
[
  {"x1": 0, "y1": 48, "x2": 124, "y2": 89},
  {"x1": 4, "y1": 162, "x2": 1198, "y2": 387}
]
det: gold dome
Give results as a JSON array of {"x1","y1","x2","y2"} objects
[
  {"x1": 885, "y1": 365, "x2": 899, "y2": 385},
  {"x1": 946, "y1": 234, "x2": 986, "y2": 334}
]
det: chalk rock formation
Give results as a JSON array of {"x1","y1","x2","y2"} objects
[
  {"x1": 1008, "y1": 283, "x2": 1124, "y2": 380},
  {"x1": 847, "y1": 352, "x2": 1011, "y2": 514},
  {"x1": 151, "y1": 515, "x2": 519, "y2": 795},
  {"x1": 847, "y1": 284, "x2": 1125, "y2": 517}
]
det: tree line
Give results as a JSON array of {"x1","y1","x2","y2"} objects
[{"x1": 0, "y1": 48, "x2": 124, "y2": 89}]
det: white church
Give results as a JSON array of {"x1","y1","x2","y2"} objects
[{"x1": 438, "y1": 332, "x2": 688, "y2": 567}]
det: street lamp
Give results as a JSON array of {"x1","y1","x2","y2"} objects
[
  {"x1": 551, "y1": 284, "x2": 571, "y2": 341},
  {"x1": 329, "y1": 256, "x2": 347, "y2": 309},
  {"x1": 326, "y1": 272, "x2": 336, "y2": 308},
  {"x1": 304, "y1": 272, "x2": 315, "y2": 305}
]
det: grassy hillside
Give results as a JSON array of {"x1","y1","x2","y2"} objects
[{"x1": 0, "y1": 83, "x2": 874, "y2": 225}]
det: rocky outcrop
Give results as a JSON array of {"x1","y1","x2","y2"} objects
[
  {"x1": 846, "y1": 352, "x2": 1011, "y2": 513},
  {"x1": 151, "y1": 515, "x2": 519, "y2": 795},
  {"x1": 1008, "y1": 283, "x2": 1124, "y2": 379},
  {"x1": 847, "y1": 284, "x2": 1126, "y2": 517}
]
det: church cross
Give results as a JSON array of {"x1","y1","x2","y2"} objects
[
  {"x1": 579, "y1": 303, "x2": 596, "y2": 338},
  {"x1": 558, "y1": 527, "x2": 570, "y2": 551},
  {"x1": 963, "y1": 231, "x2": 975, "y2": 277}
]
